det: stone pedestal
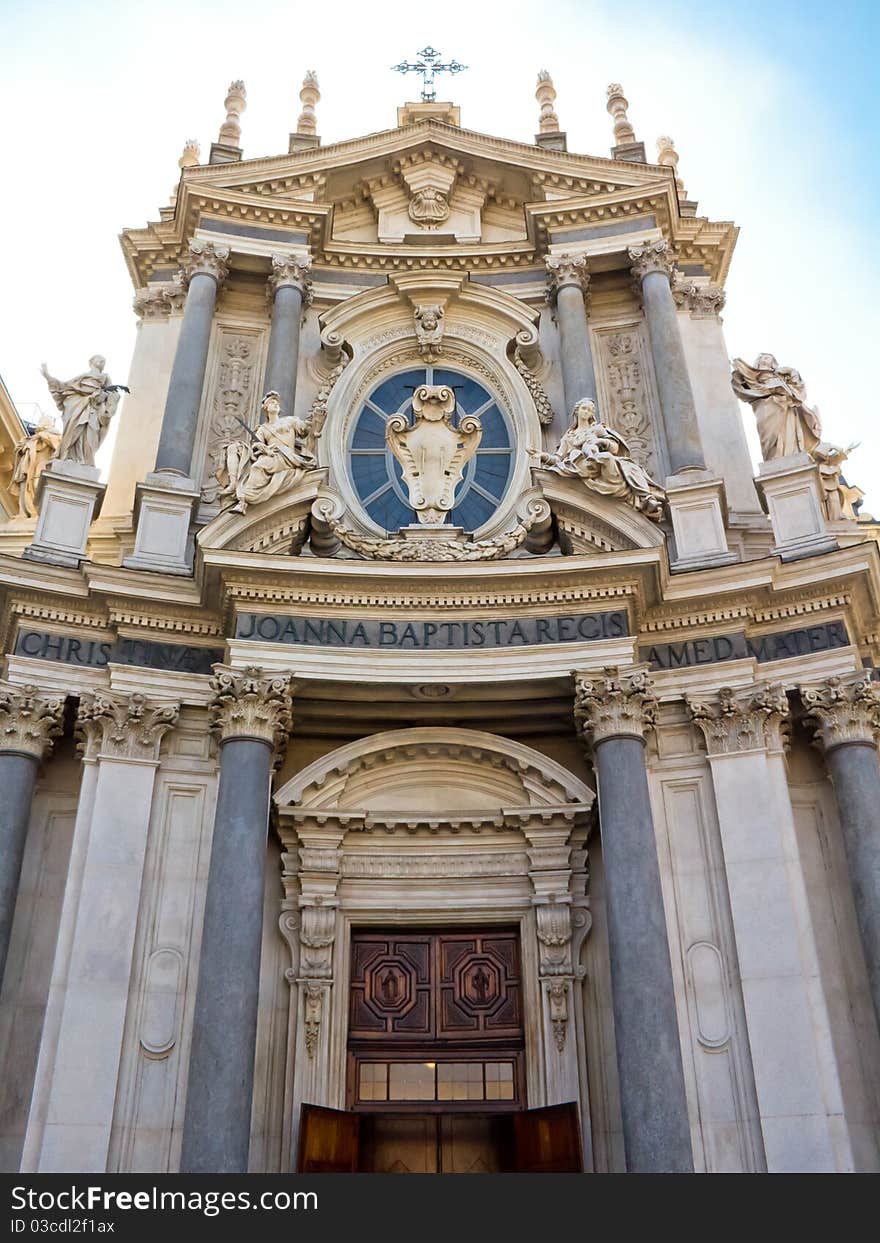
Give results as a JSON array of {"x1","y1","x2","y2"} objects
[
  {"x1": 754, "y1": 453, "x2": 837, "y2": 561},
  {"x1": 123, "y1": 471, "x2": 200, "y2": 575},
  {"x1": 665, "y1": 470, "x2": 735, "y2": 571},
  {"x1": 24, "y1": 461, "x2": 106, "y2": 568}
]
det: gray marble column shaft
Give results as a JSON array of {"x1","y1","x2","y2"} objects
[
  {"x1": 825, "y1": 741, "x2": 880, "y2": 1029},
  {"x1": 154, "y1": 271, "x2": 221, "y2": 476},
  {"x1": 556, "y1": 283, "x2": 598, "y2": 413},
  {"x1": 0, "y1": 752, "x2": 40, "y2": 987},
  {"x1": 264, "y1": 283, "x2": 304, "y2": 417},
  {"x1": 180, "y1": 737, "x2": 273, "y2": 1173},
  {"x1": 639, "y1": 269, "x2": 705, "y2": 474},
  {"x1": 593, "y1": 734, "x2": 694, "y2": 1172}
]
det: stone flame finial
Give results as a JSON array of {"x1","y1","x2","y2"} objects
[
  {"x1": 606, "y1": 83, "x2": 635, "y2": 144},
  {"x1": 178, "y1": 139, "x2": 200, "y2": 171},
  {"x1": 298, "y1": 71, "x2": 320, "y2": 136},
  {"x1": 219, "y1": 80, "x2": 247, "y2": 146},
  {"x1": 536, "y1": 70, "x2": 560, "y2": 133},
  {"x1": 656, "y1": 135, "x2": 685, "y2": 196}
]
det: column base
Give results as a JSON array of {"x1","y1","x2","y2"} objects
[
  {"x1": 23, "y1": 461, "x2": 106, "y2": 569},
  {"x1": 665, "y1": 470, "x2": 737, "y2": 572},
  {"x1": 754, "y1": 454, "x2": 838, "y2": 561},
  {"x1": 123, "y1": 472, "x2": 200, "y2": 575}
]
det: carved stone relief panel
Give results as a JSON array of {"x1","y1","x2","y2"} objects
[
  {"x1": 593, "y1": 322, "x2": 667, "y2": 479},
  {"x1": 195, "y1": 325, "x2": 268, "y2": 505}
]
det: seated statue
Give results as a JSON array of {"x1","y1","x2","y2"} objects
[
  {"x1": 231, "y1": 391, "x2": 316, "y2": 513},
  {"x1": 534, "y1": 399, "x2": 666, "y2": 521}
]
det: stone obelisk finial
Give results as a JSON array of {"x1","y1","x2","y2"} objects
[
  {"x1": 290, "y1": 71, "x2": 321, "y2": 152},
  {"x1": 606, "y1": 83, "x2": 645, "y2": 163},
  {"x1": 210, "y1": 80, "x2": 247, "y2": 164},
  {"x1": 534, "y1": 70, "x2": 566, "y2": 151}
]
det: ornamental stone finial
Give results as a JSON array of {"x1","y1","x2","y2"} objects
[
  {"x1": 218, "y1": 79, "x2": 247, "y2": 147},
  {"x1": 179, "y1": 239, "x2": 230, "y2": 289},
  {"x1": 606, "y1": 83, "x2": 636, "y2": 144},
  {"x1": 545, "y1": 252, "x2": 590, "y2": 300},
  {"x1": 536, "y1": 70, "x2": 560, "y2": 134},
  {"x1": 656, "y1": 135, "x2": 684, "y2": 194},
  {"x1": 76, "y1": 691, "x2": 179, "y2": 762},
  {"x1": 573, "y1": 666, "x2": 658, "y2": 747},
  {"x1": 297, "y1": 70, "x2": 320, "y2": 137},
  {"x1": 629, "y1": 238, "x2": 675, "y2": 285},
  {"x1": 209, "y1": 665, "x2": 294, "y2": 762},
  {"x1": 802, "y1": 673, "x2": 880, "y2": 752},
  {"x1": 0, "y1": 682, "x2": 64, "y2": 761},
  {"x1": 178, "y1": 139, "x2": 200, "y2": 172},
  {"x1": 686, "y1": 683, "x2": 790, "y2": 756}
]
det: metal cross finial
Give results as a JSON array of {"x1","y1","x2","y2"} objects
[{"x1": 391, "y1": 46, "x2": 467, "y2": 102}]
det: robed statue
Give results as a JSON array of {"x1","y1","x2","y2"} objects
[
  {"x1": 229, "y1": 391, "x2": 317, "y2": 513},
  {"x1": 534, "y1": 399, "x2": 666, "y2": 521},
  {"x1": 730, "y1": 353, "x2": 822, "y2": 461},
  {"x1": 11, "y1": 413, "x2": 60, "y2": 517},
  {"x1": 40, "y1": 355, "x2": 124, "y2": 466}
]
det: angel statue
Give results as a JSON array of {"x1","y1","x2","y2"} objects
[
  {"x1": 40, "y1": 355, "x2": 127, "y2": 466},
  {"x1": 811, "y1": 441, "x2": 864, "y2": 522},
  {"x1": 730, "y1": 353, "x2": 822, "y2": 461},
  {"x1": 533, "y1": 399, "x2": 666, "y2": 521},
  {"x1": 231, "y1": 391, "x2": 317, "y2": 513},
  {"x1": 11, "y1": 412, "x2": 60, "y2": 516}
]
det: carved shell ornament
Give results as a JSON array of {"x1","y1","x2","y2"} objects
[{"x1": 408, "y1": 186, "x2": 450, "y2": 228}]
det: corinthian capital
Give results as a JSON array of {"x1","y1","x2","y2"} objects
[
  {"x1": 629, "y1": 239, "x2": 675, "y2": 285},
  {"x1": 76, "y1": 691, "x2": 179, "y2": 762},
  {"x1": 686, "y1": 683, "x2": 789, "y2": 756},
  {"x1": 545, "y1": 252, "x2": 590, "y2": 301},
  {"x1": 179, "y1": 239, "x2": 230, "y2": 288},
  {"x1": 802, "y1": 673, "x2": 880, "y2": 752},
  {"x1": 210, "y1": 664, "x2": 294, "y2": 761},
  {"x1": 133, "y1": 282, "x2": 186, "y2": 320},
  {"x1": 0, "y1": 682, "x2": 64, "y2": 761},
  {"x1": 267, "y1": 253, "x2": 313, "y2": 305},
  {"x1": 574, "y1": 665, "x2": 658, "y2": 746},
  {"x1": 671, "y1": 278, "x2": 726, "y2": 318}
]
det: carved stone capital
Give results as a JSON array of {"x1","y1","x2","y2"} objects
[
  {"x1": 574, "y1": 665, "x2": 658, "y2": 746},
  {"x1": 267, "y1": 253, "x2": 313, "y2": 305},
  {"x1": 76, "y1": 691, "x2": 179, "y2": 762},
  {"x1": 133, "y1": 282, "x2": 186, "y2": 320},
  {"x1": 179, "y1": 239, "x2": 230, "y2": 289},
  {"x1": 0, "y1": 682, "x2": 64, "y2": 761},
  {"x1": 298, "y1": 901, "x2": 337, "y2": 979},
  {"x1": 629, "y1": 239, "x2": 675, "y2": 285},
  {"x1": 686, "y1": 683, "x2": 789, "y2": 756},
  {"x1": 671, "y1": 279, "x2": 726, "y2": 318},
  {"x1": 545, "y1": 252, "x2": 590, "y2": 300},
  {"x1": 209, "y1": 664, "x2": 294, "y2": 760},
  {"x1": 802, "y1": 673, "x2": 880, "y2": 752}
]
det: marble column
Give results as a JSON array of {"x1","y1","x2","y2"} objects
[
  {"x1": 545, "y1": 253, "x2": 598, "y2": 416},
  {"x1": 27, "y1": 691, "x2": 178, "y2": 1172},
  {"x1": 802, "y1": 673, "x2": 880, "y2": 1032},
  {"x1": 154, "y1": 239, "x2": 230, "y2": 477},
  {"x1": 574, "y1": 667, "x2": 693, "y2": 1173},
  {"x1": 0, "y1": 683, "x2": 64, "y2": 989},
  {"x1": 180, "y1": 665, "x2": 293, "y2": 1174},
  {"x1": 629, "y1": 240, "x2": 706, "y2": 474},
  {"x1": 264, "y1": 254, "x2": 312, "y2": 418}
]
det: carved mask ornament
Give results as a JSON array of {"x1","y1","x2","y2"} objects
[{"x1": 385, "y1": 385, "x2": 482, "y2": 524}]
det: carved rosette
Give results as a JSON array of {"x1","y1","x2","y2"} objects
[
  {"x1": 671, "y1": 279, "x2": 726, "y2": 318},
  {"x1": 209, "y1": 664, "x2": 294, "y2": 763},
  {"x1": 802, "y1": 674, "x2": 880, "y2": 752},
  {"x1": 267, "y1": 253, "x2": 313, "y2": 307},
  {"x1": 179, "y1": 239, "x2": 230, "y2": 289},
  {"x1": 629, "y1": 239, "x2": 675, "y2": 286},
  {"x1": 75, "y1": 691, "x2": 179, "y2": 762},
  {"x1": 0, "y1": 682, "x2": 64, "y2": 761},
  {"x1": 686, "y1": 683, "x2": 790, "y2": 756},
  {"x1": 573, "y1": 665, "x2": 658, "y2": 746},
  {"x1": 545, "y1": 252, "x2": 590, "y2": 303},
  {"x1": 133, "y1": 283, "x2": 186, "y2": 320}
]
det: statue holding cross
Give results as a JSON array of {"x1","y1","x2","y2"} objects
[{"x1": 391, "y1": 45, "x2": 467, "y2": 101}]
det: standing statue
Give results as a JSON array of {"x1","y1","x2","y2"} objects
[
  {"x1": 386, "y1": 385, "x2": 482, "y2": 524},
  {"x1": 11, "y1": 413, "x2": 60, "y2": 516},
  {"x1": 730, "y1": 354, "x2": 822, "y2": 461},
  {"x1": 533, "y1": 399, "x2": 666, "y2": 521},
  {"x1": 40, "y1": 355, "x2": 125, "y2": 466},
  {"x1": 811, "y1": 441, "x2": 864, "y2": 521},
  {"x1": 231, "y1": 391, "x2": 316, "y2": 513}
]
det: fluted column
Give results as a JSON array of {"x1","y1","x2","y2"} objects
[
  {"x1": 154, "y1": 239, "x2": 230, "y2": 476},
  {"x1": 264, "y1": 254, "x2": 312, "y2": 418},
  {"x1": 0, "y1": 683, "x2": 64, "y2": 989},
  {"x1": 574, "y1": 666, "x2": 693, "y2": 1173},
  {"x1": 545, "y1": 253, "x2": 598, "y2": 415},
  {"x1": 803, "y1": 673, "x2": 880, "y2": 1032},
  {"x1": 629, "y1": 239, "x2": 706, "y2": 474},
  {"x1": 181, "y1": 665, "x2": 293, "y2": 1174}
]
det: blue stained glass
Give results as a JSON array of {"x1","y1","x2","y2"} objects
[{"x1": 348, "y1": 367, "x2": 515, "y2": 533}]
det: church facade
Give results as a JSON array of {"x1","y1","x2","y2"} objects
[{"x1": 0, "y1": 66, "x2": 879, "y2": 1175}]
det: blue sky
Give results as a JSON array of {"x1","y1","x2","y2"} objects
[{"x1": 1, "y1": 0, "x2": 878, "y2": 500}]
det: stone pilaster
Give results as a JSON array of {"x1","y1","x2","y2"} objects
[
  {"x1": 181, "y1": 666, "x2": 294, "y2": 1174},
  {"x1": 802, "y1": 673, "x2": 880, "y2": 1034},
  {"x1": 546, "y1": 252, "x2": 598, "y2": 417},
  {"x1": 574, "y1": 666, "x2": 693, "y2": 1172},
  {"x1": 264, "y1": 253, "x2": 312, "y2": 418},
  {"x1": 0, "y1": 683, "x2": 64, "y2": 987}
]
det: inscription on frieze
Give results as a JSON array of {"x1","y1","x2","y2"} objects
[
  {"x1": 15, "y1": 629, "x2": 224, "y2": 674},
  {"x1": 640, "y1": 620, "x2": 849, "y2": 670}
]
